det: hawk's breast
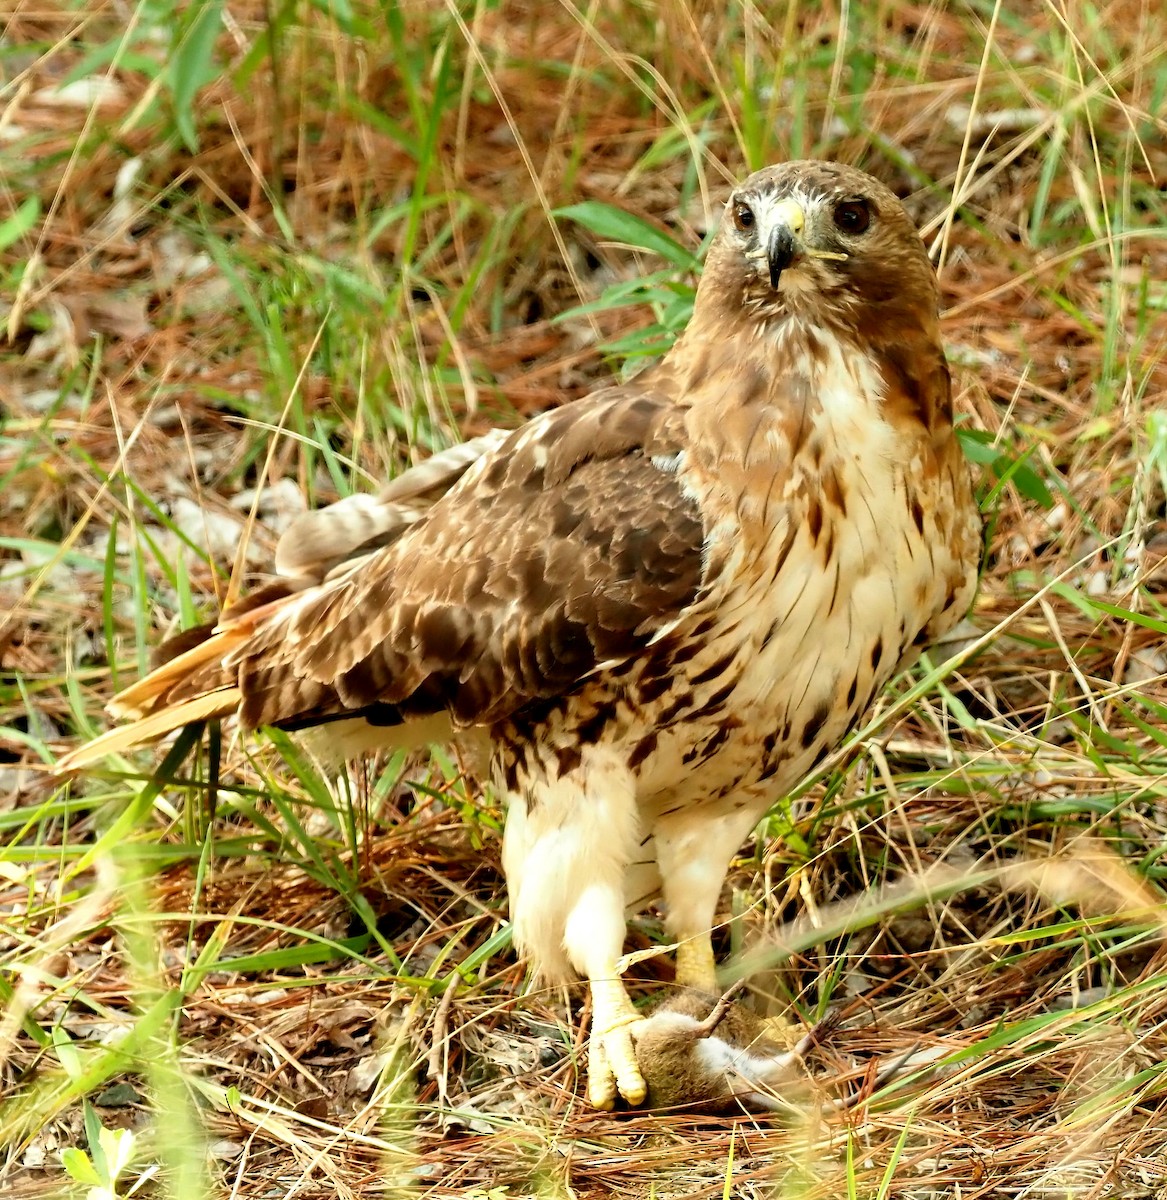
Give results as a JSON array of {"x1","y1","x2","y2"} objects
[{"x1": 616, "y1": 340, "x2": 973, "y2": 817}]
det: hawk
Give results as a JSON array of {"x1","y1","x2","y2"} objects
[{"x1": 59, "y1": 161, "x2": 981, "y2": 1109}]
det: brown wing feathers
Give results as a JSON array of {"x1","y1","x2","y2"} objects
[
  {"x1": 230, "y1": 391, "x2": 705, "y2": 728},
  {"x1": 138, "y1": 433, "x2": 515, "y2": 682},
  {"x1": 275, "y1": 429, "x2": 511, "y2": 583},
  {"x1": 58, "y1": 391, "x2": 706, "y2": 769}
]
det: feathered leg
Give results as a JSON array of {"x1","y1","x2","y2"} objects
[{"x1": 502, "y1": 749, "x2": 647, "y2": 1108}]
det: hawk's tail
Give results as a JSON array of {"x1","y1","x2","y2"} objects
[
  {"x1": 53, "y1": 600, "x2": 277, "y2": 772},
  {"x1": 53, "y1": 620, "x2": 249, "y2": 771},
  {"x1": 54, "y1": 686, "x2": 244, "y2": 771}
]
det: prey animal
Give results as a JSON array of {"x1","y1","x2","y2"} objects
[
  {"x1": 633, "y1": 989, "x2": 940, "y2": 1113},
  {"x1": 60, "y1": 161, "x2": 981, "y2": 1109}
]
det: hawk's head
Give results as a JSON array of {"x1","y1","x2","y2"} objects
[{"x1": 698, "y1": 161, "x2": 940, "y2": 332}]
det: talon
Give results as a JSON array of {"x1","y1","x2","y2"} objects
[
  {"x1": 589, "y1": 1018, "x2": 647, "y2": 1107},
  {"x1": 586, "y1": 975, "x2": 648, "y2": 1108},
  {"x1": 588, "y1": 1036, "x2": 616, "y2": 1109}
]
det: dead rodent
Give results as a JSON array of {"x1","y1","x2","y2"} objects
[{"x1": 630, "y1": 988, "x2": 833, "y2": 1112}]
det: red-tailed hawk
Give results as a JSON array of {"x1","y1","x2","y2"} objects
[{"x1": 59, "y1": 161, "x2": 981, "y2": 1109}]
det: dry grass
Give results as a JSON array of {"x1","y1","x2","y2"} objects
[{"x1": 3, "y1": 0, "x2": 1167, "y2": 1196}]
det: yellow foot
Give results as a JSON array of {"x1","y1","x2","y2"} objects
[
  {"x1": 675, "y1": 937, "x2": 718, "y2": 992},
  {"x1": 587, "y1": 975, "x2": 647, "y2": 1108},
  {"x1": 588, "y1": 1016, "x2": 648, "y2": 1109},
  {"x1": 760, "y1": 1011, "x2": 804, "y2": 1052}
]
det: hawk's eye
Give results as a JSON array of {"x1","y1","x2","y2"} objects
[
  {"x1": 832, "y1": 199, "x2": 871, "y2": 235},
  {"x1": 732, "y1": 202, "x2": 755, "y2": 232}
]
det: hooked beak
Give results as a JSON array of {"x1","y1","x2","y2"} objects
[{"x1": 766, "y1": 198, "x2": 805, "y2": 288}]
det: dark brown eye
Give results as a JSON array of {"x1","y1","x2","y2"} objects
[
  {"x1": 832, "y1": 198, "x2": 871, "y2": 234},
  {"x1": 733, "y1": 202, "x2": 755, "y2": 232}
]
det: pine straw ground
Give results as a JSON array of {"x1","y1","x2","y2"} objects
[{"x1": 3, "y1": 1, "x2": 1167, "y2": 1197}]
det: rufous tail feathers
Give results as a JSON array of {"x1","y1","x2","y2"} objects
[
  {"x1": 53, "y1": 611, "x2": 262, "y2": 771},
  {"x1": 54, "y1": 686, "x2": 242, "y2": 772}
]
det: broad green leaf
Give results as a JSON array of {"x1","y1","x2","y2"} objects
[
  {"x1": 59, "y1": 1148, "x2": 102, "y2": 1186},
  {"x1": 170, "y1": 0, "x2": 225, "y2": 152},
  {"x1": 97, "y1": 1124, "x2": 136, "y2": 1179},
  {"x1": 956, "y1": 429, "x2": 1054, "y2": 509},
  {"x1": 0, "y1": 196, "x2": 39, "y2": 253},
  {"x1": 554, "y1": 202, "x2": 700, "y2": 270}
]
